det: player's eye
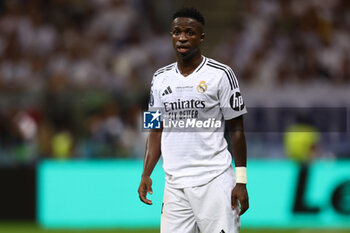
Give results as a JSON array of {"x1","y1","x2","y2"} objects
[
  {"x1": 187, "y1": 31, "x2": 195, "y2": 36},
  {"x1": 173, "y1": 30, "x2": 180, "y2": 36}
]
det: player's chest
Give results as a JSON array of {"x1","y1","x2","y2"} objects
[{"x1": 158, "y1": 75, "x2": 218, "y2": 103}]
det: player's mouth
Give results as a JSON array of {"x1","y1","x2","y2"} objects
[{"x1": 177, "y1": 45, "x2": 190, "y2": 54}]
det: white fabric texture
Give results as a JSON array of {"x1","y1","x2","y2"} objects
[{"x1": 161, "y1": 166, "x2": 240, "y2": 233}]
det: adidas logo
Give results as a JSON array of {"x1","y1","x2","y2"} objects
[
  {"x1": 220, "y1": 230, "x2": 225, "y2": 233},
  {"x1": 162, "y1": 86, "x2": 172, "y2": 96}
]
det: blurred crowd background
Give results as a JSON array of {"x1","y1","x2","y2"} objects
[{"x1": 0, "y1": 0, "x2": 349, "y2": 166}]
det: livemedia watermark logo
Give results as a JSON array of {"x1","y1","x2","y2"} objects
[
  {"x1": 142, "y1": 110, "x2": 222, "y2": 131},
  {"x1": 143, "y1": 110, "x2": 161, "y2": 129},
  {"x1": 142, "y1": 107, "x2": 348, "y2": 132}
]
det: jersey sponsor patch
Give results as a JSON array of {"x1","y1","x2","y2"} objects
[{"x1": 230, "y1": 91, "x2": 245, "y2": 111}]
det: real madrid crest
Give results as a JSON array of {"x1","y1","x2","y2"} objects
[{"x1": 197, "y1": 81, "x2": 207, "y2": 93}]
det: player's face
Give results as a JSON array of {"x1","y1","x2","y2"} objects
[{"x1": 171, "y1": 17, "x2": 204, "y2": 59}]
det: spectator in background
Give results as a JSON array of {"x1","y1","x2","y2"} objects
[
  {"x1": 283, "y1": 114, "x2": 321, "y2": 213},
  {"x1": 51, "y1": 129, "x2": 74, "y2": 159},
  {"x1": 284, "y1": 115, "x2": 320, "y2": 163}
]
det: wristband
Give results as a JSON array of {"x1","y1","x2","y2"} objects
[{"x1": 235, "y1": 167, "x2": 247, "y2": 184}]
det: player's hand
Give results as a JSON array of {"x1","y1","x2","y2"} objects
[
  {"x1": 231, "y1": 183, "x2": 249, "y2": 215},
  {"x1": 138, "y1": 176, "x2": 153, "y2": 205}
]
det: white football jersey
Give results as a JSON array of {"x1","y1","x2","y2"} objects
[{"x1": 149, "y1": 56, "x2": 247, "y2": 188}]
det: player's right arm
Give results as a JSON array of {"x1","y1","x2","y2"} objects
[
  {"x1": 138, "y1": 127, "x2": 162, "y2": 205},
  {"x1": 138, "y1": 72, "x2": 163, "y2": 205}
]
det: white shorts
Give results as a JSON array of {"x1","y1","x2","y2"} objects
[{"x1": 160, "y1": 166, "x2": 240, "y2": 233}]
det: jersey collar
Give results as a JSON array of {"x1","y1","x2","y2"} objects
[{"x1": 175, "y1": 56, "x2": 207, "y2": 75}]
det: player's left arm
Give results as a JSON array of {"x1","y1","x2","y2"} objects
[
  {"x1": 217, "y1": 64, "x2": 249, "y2": 215},
  {"x1": 227, "y1": 116, "x2": 249, "y2": 215}
]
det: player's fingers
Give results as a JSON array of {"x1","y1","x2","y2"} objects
[
  {"x1": 140, "y1": 195, "x2": 153, "y2": 205},
  {"x1": 238, "y1": 196, "x2": 249, "y2": 215},
  {"x1": 144, "y1": 178, "x2": 153, "y2": 194},
  {"x1": 141, "y1": 196, "x2": 153, "y2": 205},
  {"x1": 147, "y1": 184, "x2": 153, "y2": 195},
  {"x1": 138, "y1": 185, "x2": 153, "y2": 205},
  {"x1": 231, "y1": 193, "x2": 238, "y2": 209}
]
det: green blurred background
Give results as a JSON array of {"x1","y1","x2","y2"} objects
[{"x1": 0, "y1": 0, "x2": 349, "y2": 232}]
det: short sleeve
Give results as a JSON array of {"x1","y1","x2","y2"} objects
[
  {"x1": 218, "y1": 67, "x2": 247, "y2": 120},
  {"x1": 148, "y1": 75, "x2": 162, "y2": 111}
]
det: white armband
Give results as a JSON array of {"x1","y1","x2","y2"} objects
[{"x1": 235, "y1": 167, "x2": 247, "y2": 184}]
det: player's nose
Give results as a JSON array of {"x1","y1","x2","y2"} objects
[{"x1": 178, "y1": 32, "x2": 188, "y2": 42}]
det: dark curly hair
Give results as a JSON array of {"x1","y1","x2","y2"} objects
[{"x1": 172, "y1": 7, "x2": 205, "y2": 26}]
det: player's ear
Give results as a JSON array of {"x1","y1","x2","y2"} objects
[{"x1": 200, "y1": 33, "x2": 205, "y2": 42}]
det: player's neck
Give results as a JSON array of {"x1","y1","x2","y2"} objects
[{"x1": 176, "y1": 52, "x2": 203, "y2": 77}]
